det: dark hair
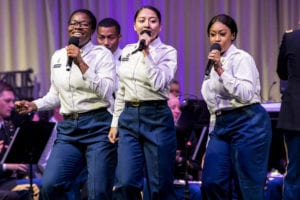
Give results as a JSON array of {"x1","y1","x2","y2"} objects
[
  {"x1": 0, "y1": 81, "x2": 15, "y2": 95},
  {"x1": 68, "y1": 9, "x2": 97, "y2": 30},
  {"x1": 207, "y1": 14, "x2": 238, "y2": 41},
  {"x1": 134, "y1": 5, "x2": 161, "y2": 23},
  {"x1": 170, "y1": 79, "x2": 180, "y2": 85},
  {"x1": 97, "y1": 18, "x2": 121, "y2": 35}
]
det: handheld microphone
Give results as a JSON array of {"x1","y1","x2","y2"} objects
[
  {"x1": 137, "y1": 30, "x2": 151, "y2": 51},
  {"x1": 205, "y1": 43, "x2": 222, "y2": 76},
  {"x1": 66, "y1": 37, "x2": 80, "y2": 71}
]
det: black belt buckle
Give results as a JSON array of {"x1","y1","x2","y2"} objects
[
  {"x1": 70, "y1": 113, "x2": 79, "y2": 119},
  {"x1": 64, "y1": 113, "x2": 79, "y2": 120},
  {"x1": 126, "y1": 100, "x2": 167, "y2": 107}
]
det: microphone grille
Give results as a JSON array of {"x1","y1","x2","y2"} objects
[
  {"x1": 210, "y1": 43, "x2": 221, "y2": 51},
  {"x1": 68, "y1": 36, "x2": 79, "y2": 46},
  {"x1": 140, "y1": 30, "x2": 151, "y2": 36}
]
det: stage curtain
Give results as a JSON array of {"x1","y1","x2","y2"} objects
[{"x1": 1, "y1": 0, "x2": 300, "y2": 101}]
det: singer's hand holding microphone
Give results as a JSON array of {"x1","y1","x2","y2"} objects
[
  {"x1": 205, "y1": 43, "x2": 222, "y2": 76},
  {"x1": 138, "y1": 30, "x2": 151, "y2": 52},
  {"x1": 66, "y1": 36, "x2": 81, "y2": 71},
  {"x1": 131, "y1": 30, "x2": 151, "y2": 55}
]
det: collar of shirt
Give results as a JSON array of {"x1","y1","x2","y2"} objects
[
  {"x1": 222, "y1": 44, "x2": 237, "y2": 58},
  {"x1": 114, "y1": 47, "x2": 122, "y2": 59},
  {"x1": 148, "y1": 37, "x2": 162, "y2": 52},
  {"x1": 114, "y1": 47, "x2": 122, "y2": 66},
  {"x1": 80, "y1": 41, "x2": 94, "y2": 57}
]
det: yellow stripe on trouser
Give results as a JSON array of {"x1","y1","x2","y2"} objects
[{"x1": 11, "y1": 183, "x2": 39, "y2": 200}]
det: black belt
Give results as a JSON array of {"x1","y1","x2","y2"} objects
[
  {"x1": 215, "y1": 103, "x2": 259, "y2": 116},
  {"x1": 63, "y1": 107, "x2": 107, "y2": 120},
  {"x1": 125, "y1": 100, "x2": 167, "y2": 107}
]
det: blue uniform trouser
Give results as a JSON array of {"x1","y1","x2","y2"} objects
[
  {"x1": 264, "y1": 177, "x2": 283, "y2": 200},
  {"x1": 201, "y1": 104, "x2": 272, "y2": 200},
  {"x1": 283, "y1": 131, "x2": 300, "y2": 200},
  {"x1": 40, "y1": 109, "x2": 117, "y2": 200},
  {"x1": 113, "y1": 103, "x2": 178, "y2": 200},
  {"x1": 174, "y1": 183, "x2": 202, "y2": 200}
]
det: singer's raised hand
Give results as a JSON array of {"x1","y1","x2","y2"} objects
[
  {"x1": 66, "y1": 45, "x2": 88, "y2": 73},
  {"x1": 208, "y1": 49, "x2": 221, "y2": 66},
  {"x1": 136, "y1": 30, "x2": 152, "y2": 54},
  {"x1": 140, "y1": 30, "x2": 151, "y2": 46},
  {"x1": 205, "y1": 43, "x2": 222, "y2": 76},
  {"x1": 66, "y1": 44, "x2": 81, "y2": 62},
  {"x1": 208, "y1": 50, "x2": 223, "y2": 75}
]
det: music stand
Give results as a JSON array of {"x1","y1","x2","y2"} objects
[
  {"x1": 176, "y1": 99, "x2": 210, "y2": 149},
  {"x1": 176, "y1": 99, "x2": 210, "y2": 200},
  {"x1": 1, "y1": 121, "x2": 55, "y2": 200}
]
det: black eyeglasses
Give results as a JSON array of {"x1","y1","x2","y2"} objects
[{"x1": 68, "y1": 21, "x2": 90, "y2": 28}]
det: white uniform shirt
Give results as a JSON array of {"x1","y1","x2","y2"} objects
[
  {"x1": 201, "y1": 44, "x2": 261, "y2": 114},
  {"x1": 113, "y1": 47, "x2": 122, "y2": 92},
  {"x1": 111, "y1": 37, "x2": 177, "y2": 127},
  {"x1": 34, "y1": 41, "x2": 116, "y2": 114}
]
